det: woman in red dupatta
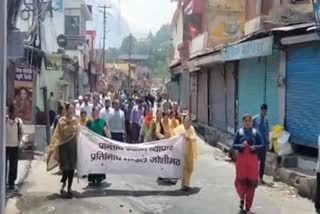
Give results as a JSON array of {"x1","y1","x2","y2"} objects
[{"x1": 233, "y1": 114, "x2": 263, "y2": 214}]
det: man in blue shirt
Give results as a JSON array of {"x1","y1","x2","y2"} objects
[{"x1": 253, "y1": 104, "x2": 269, "y2": 184}]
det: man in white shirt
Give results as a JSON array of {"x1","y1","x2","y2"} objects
[
  {"x1": 6, "y1": 104, "x2": 23, "y2": 190},
  {"x1": 100, "y1": 98, "x2": 113, "y2": 124},
  {"x1": 81, "y1": 95, "x2": 93, "y2": 119},
  {"x1": 108, "y1": 100, "x2": 125, "y2": 142}
]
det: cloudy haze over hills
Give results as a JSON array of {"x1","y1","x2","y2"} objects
[{"x1": 86, "y1": 0, "x2": 176, "y2": 48}]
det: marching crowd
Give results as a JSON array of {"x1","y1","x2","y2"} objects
[
  {"x1": 5, "y1": 89, "x2": 319, "y2": 214},
  {"x1": 46, "y1": 89, "x2": 198, "y2": 198}
]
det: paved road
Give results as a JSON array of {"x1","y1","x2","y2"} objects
[{"x1": 6, "y1": 138, "x2": 314, "y2": 214}]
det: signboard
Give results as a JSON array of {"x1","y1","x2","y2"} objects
[
  {"x1": 222, "y1": 36, "x2": 273, "y2": 61},
  {"x1": 77, "y1": 127, "x2": 185, "y2": 178},
  {"x1": 14, "y1": 64, "x2": 35, "y2": 123},
  {"x1": 207, "y1": 0, "x2": 246, "y2": 48}
]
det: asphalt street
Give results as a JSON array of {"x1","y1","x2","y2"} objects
[{"x1": 5, "y1": 137, "x2": 315, "y2": 214}]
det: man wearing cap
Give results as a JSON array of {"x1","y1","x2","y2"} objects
[
  {"x1": 100, "y1": 98, "x2": 113, "y2": 127},
  {"x1": 253, "y1": 104, "x2": 270, "y2": 184}
]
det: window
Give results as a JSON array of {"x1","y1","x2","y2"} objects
[
  {"x1": 65, "y1": 16, "x2": 80, "y2": 35},
  {"x1": 87, "y1": 5, "x2": 92, "y2": 15}
]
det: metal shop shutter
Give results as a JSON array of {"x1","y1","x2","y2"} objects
[
  {"x1": 286, "y1": 43, "x2": 320, "y2": 148},
  {"x1": 238, "y1": 58, "x2": 265, "y2": 127},
  {"x1": 209, "y1": 64, "x2": 227, "y2": 131},
  {"x1": 266, "y1": 50, "x2": 280, "y2": 128},
  {"x1": 179, "y1": 74, "x2": 188, "y2": 110},
  {"x1": 226, "y1": 63, "x2": 236, "y2": 133},
  {"x1": 197, "y1": 70, "x2": 208, "y2": 124}
]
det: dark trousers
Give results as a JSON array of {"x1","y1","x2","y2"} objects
[
  {"x1": 61, "y1": 169, "x2": 75, "y2": 190},
  {"x1": 111, "y1": 132, "x2": 124, "y2": 142},
  {"x1": 49, "y1": 110, "x2": 56, "y2": 126},
  {"x1": 125, "y1": 120, "x2": 132, "y2": 143},
  {"x1": 6, "y1": 147, "x2": 19, "y2": 187},
  {"x1": 259, "y1": 148, "x2": 267, "y2": 180},
  {"x1": 315, "y1": 173, "x2": 320, "y2": 211}
]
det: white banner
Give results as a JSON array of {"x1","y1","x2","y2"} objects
[{"x1": 77, "y1": 127, "x2": 185, "y2": 178}]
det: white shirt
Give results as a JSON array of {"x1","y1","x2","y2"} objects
[
  {"x1": 317, "y1": 136, "x2": 320, "y2": 172},
  {"x1": 6, "y1": 118, "x2": 23, "y2": 147},
  {"x1": 108, "y1": 109, "x2": 125, "y2": 133},
  {"x1": 81, "y1": 103, "x2": 93, "y2": 119},
  {"x1": 100, "y1": 107, "x2": 113, "y2": 125}
]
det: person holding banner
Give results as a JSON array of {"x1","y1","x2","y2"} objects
[
  {"x1": 156, "y1": 111, "x2": 173, "y2": 140},
  {"x1": 156, "y1": 111, "x2": 176, "y2": 184},
  {"x1": 79, "y1": 108, "x2": 89, "y2": 126},
  {"x1": 47, "y1": 103, "x2": 78, "y2": 197},
  {"x1": 86, "y1": 106, "x2": 109, "y2": 185},
  {"x1": 233, "y1": 114, "x2": 263, "y2": 214},
  {"x1": 174, "y1": 114, "x2": 197, "y2": 192},
  {"x1": 139, "y1": 107, "x2": 153, "y2": 142}
]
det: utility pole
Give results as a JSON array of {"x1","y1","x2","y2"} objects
[
  {"x1": 99, "y1": 5, "x2": 111, "y2": 76},
  {"x1": 0, "y1": 0, "x2": 7, "y2": 213},
  {"x1": 128, "y1": 34, "x2": 133, "y2": 90}
]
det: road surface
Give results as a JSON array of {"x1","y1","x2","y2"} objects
[{"x1": 6, "y1": 137, "x2": 314, "y2": 214}]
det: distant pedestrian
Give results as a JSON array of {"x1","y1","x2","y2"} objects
[
  {"x1": 161, "y1": 94, "x2": 173, "y2": 112},
  {"x1": 108, "y1": 100, "x2": 126, "y2": 142},
  {"x1": 6, "y1": 104, "x2": 23, "y2": 190},
  {"x1": 81, "y1": 95, "x2": 93, "y2": 119},
  {"x1": 48, "y1": 92, "x2": 57, "y2": 126},
  {"x1": 253, "y1": 104, "x2": 269, "y2": 184},
  {"x1": 100, "y1": 97, "x2": 113, "y2": 124},
  {"x1": 233, "y1": 114, "x2": 263, "y2": 214},
  {"x1": 130, "y1": 98, "x2": 144, "y2": 144},
  {"x1": 124, "y1": 98, "x2": 133, "y2": 143},
  {"x1": 47, "y1": 103, "x2": 78, "y2": 198},
  {"x1": 53, "y1": 104, "x2": 64, "y2": 131}
]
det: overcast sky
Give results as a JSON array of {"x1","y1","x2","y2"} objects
[
  {"x1": 118, "y1": 0, "x2": 176, "y2": 36},
  {"x1": 86, "y1": 0, "x2": 176, "y2": 47}
]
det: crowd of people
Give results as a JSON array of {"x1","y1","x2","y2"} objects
[
  {"x1": 9, "y1": 88, "x2": 317, "y2": 214},
  {"x1": 46, "y1": 89, "x2": 198, "y2": 198}
]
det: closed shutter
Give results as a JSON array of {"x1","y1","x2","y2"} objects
[
  {"x1": 226, "y1": 63, "x2": 236, "y2": 133},
  {"x1": 209, "y1": 64, "x2": 227, "y2": 130},
  {"x1": 197, "y1": 70, "x2": 208, "y2": 124},
  {"x1": 238, "y1": 53, "x2": 280, "y2": 129},
  {"x1": 179, "y1": 74, "x2": 188, "y2": 110},
  {"x1": 166, "y1": 81, "x2": 179, "y2": 102},
  {"x1": 238, "y1": 58, "x2": 265, "y2": 126},
  {"x1": 266, "y1": 50, "x2": 280, "y2": 128},
  {"x1": 286, "y1": 43, "x2": 320, "y2": 148},
  {"x1": 190, "y1": 74, "x2": 198, "y2": 120}
]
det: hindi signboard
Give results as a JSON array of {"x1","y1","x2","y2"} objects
[
  {"x1": 77, "y1": 127, "x2": 185, "y2": 178},
  {"x1": 14, "y1": 64, "x2": 35, "y2": 123}
]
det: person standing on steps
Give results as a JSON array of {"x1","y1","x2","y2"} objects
[
  {"x1": 6, "y1": 104, "x2": 24, "y2": 190},
  {"x1": 253, "y1": 104, "x2": 269, "y2": 184}
]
